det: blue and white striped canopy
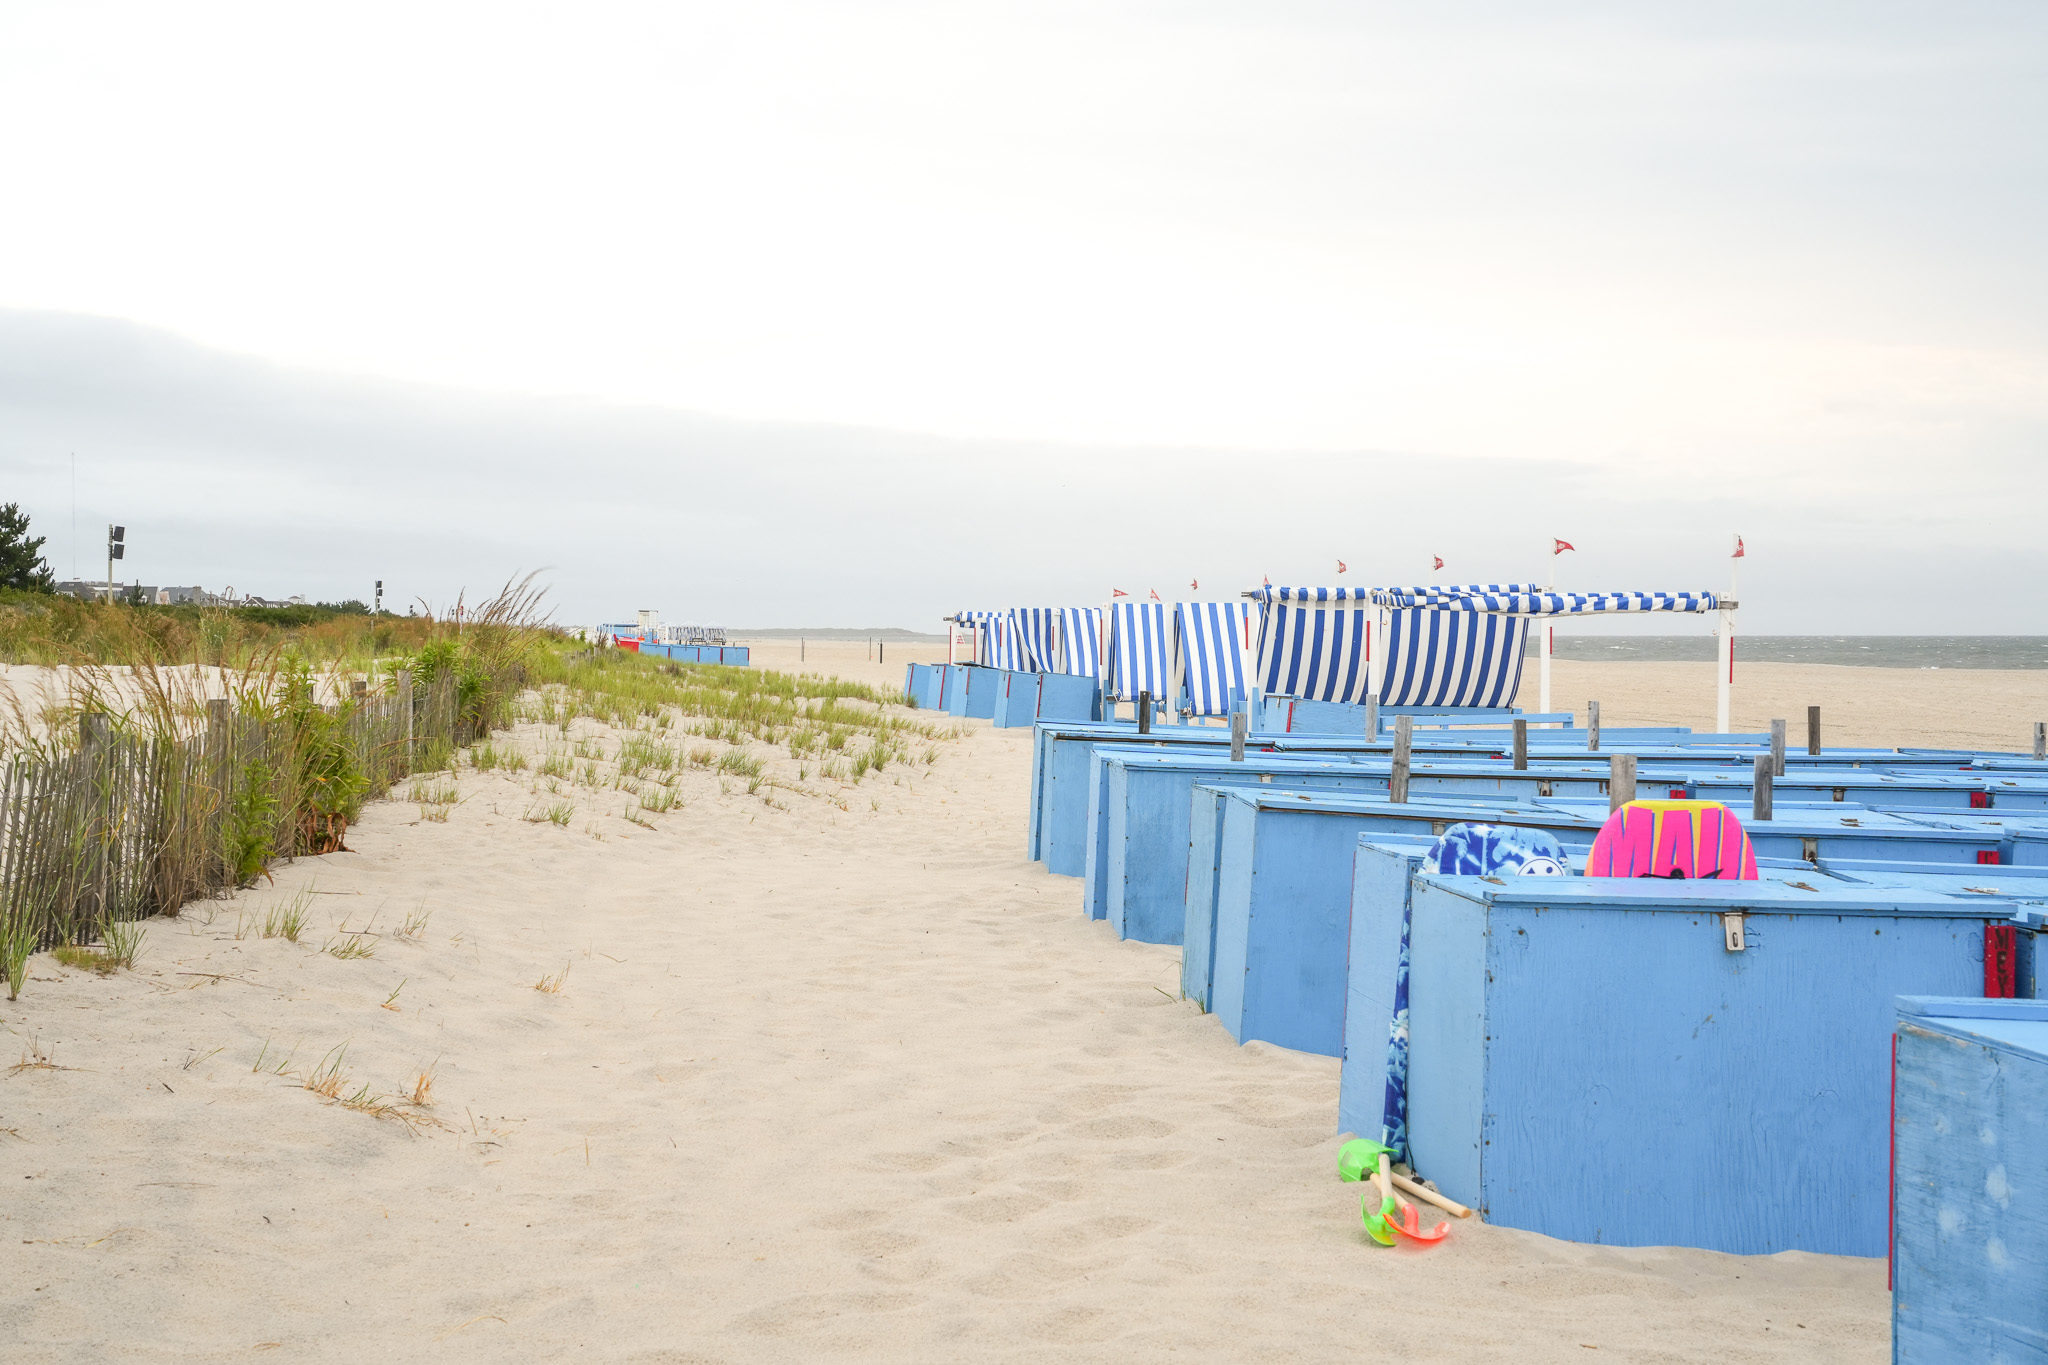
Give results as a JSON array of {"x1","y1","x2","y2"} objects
[
  {"x1": 1010, "y1": 608, "x2": 1062, "y2": 673},
  {"x1": 1107, "y1": 602, "x2": 1172, "y2": 700},
  {"x1": 1254, "y1": 590, "x2": 1374, "y2": 704},
  {"x1": 1372, "y1": 587, "x2": 1718, "y2": 614},
  {"x1": 1056, "y1": 607, "x2": 1102, "y2": 678},
  {"x1": 985, "y1": 614, "x2": 1027, "y2": 670},
  {"x1": 1380, "y1": 611, "x2": 1529, "y2": 707},
  {"x1": 1174, "y1": 601, "x2": 1255, "y2": 717}
]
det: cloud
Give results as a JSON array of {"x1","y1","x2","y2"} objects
[{"x1": 1, "y1": 309, "x2": 2040, "y2": 632}]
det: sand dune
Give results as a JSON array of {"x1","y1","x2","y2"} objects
[{"x1": 0, "y1": 650, "x2": 1956, "y2": 1360}]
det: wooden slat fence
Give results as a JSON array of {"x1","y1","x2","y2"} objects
[{"x1": 0, "y1": 672, "x2": 464, "y2": 986}]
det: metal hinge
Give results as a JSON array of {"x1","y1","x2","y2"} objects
[
  {"x1": 1722, "y1": 912, "x2": 1747, "y2": 952},
  {"x1": 1802, "y1": 837, "x2": 1820, "y2": 864}
]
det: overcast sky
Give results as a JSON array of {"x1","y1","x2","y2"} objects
[{"x1": 2, "y1": 2, "x2": 2043, "y2": 631}]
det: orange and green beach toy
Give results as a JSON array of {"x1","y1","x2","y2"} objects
[{"x1": 1337, "y1": 1139, "x2": 1459, "y2": 1245}]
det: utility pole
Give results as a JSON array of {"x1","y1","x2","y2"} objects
[
  {"x1": 375, "y1": 580, "x2": 384, "y2": 615},
  {"x1": 105, "y1": 524, "x2": 125, "y2": 604}
]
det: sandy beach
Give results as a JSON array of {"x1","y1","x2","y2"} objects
[{"x1": 9, "y1": 644, "x2": 2035, "y2": 1361}]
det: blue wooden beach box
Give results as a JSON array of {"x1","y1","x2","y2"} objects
[
  {"x1": 1033, "y1": 672, "x2": 1101, "y2": 724},
  {"x1": 1400, "y1": 878, "x2": 2014, "y2": 1255},
  {"x1": 1089, "y1": 751, "x2": 1630, "y2": 940},
  {"x1": 1338, "y1": 841, "x2": 1893, "y2": 1146},
  {"x1": 903, "y1": 662, "x2": 934, "y2": 707},
  {"x1": 1030, "y1": 725, "x2": 1237, "y2": 873},
  {"x1": 1893, "y1": 996, "x2": 2048, "y2": 1364},
  {"x1": 961, "y1": 665, "x2": 1002, "y2": 719},
  {"x1": 1206, "y1": 790, "x2": 1614, "y2": 1056},
  {"x1": 1091, "y1": 752, "x2": 1384, "y2": 940},
  {"x1": 992, "y1": 671, "x2": 1041, "y2": 728},
  {"x1": 942, "y1": 665, "x2": 972, "y2": 717}
]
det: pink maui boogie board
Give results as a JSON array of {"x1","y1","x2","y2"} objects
[{"x1": 1585, "y1": 799, "x2": 1758, "y2": 881}]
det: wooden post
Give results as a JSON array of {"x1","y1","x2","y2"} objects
[
  {"x1": 879, "y1": 640, "x2": 884, "y2": 664},
  {"x1": 1229, "y1": 711, "x2": 1247, "y2": 762},
  {"x1": 398, "y1": 669, "x2": 414, "y2": 764},
  {"x1": 1587, "y1": 701, "x2": 1600, "y2": 752},
  {"x1": 2036, "y1": 722, "x2": 2046, "y2": 761},
  {"x1": 1715, "y1": 606, "x2": 1735, "y2": 734},
  {"x1": 1390, "y1": 715, "x2": 1413, "y2": 804},
  {"x1": 1752, "y1": 755, "x2": 1774, "y2": 822},
  {"x1": 1609, "y1": 754, "x2": 1637, "y2": 813},
  {"x1": 1807, "y1": 705, "x2": 1821, "y2": 756},
  {"x1": 79, "y1": 712, "x2": 112, "y2": 933},
  {"x1": 1365, "y1": 695, "x2": 1380, "y2": 738},
  {"x1": 350, "y1": 679, "x2": 366, "y2": 699},
  {"x1": 1512, "y1": 718, "x2": 1528, "y2": 771},
  {"x1": 1770, "y1": 719, "x2": 1786, "y2": 777},
  {"x1": 1137, "y1": 690, "x2": 1151, "y2": 736}
]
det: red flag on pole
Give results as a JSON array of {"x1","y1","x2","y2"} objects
[
  {"x1": 1336, "y1": 559, "x2": 1347, "y2": 574},
  {"x1": 1189, "y1": 578, "x2": 1198, "y2": 590},
  {"x1": 1148, "y1": 589, "x2": 1160, "y2": 601},
  {"x1": 1732, "y1": 535, "x2": 1745, "y2": 559},
  {"x1": 1111, "y1": 588, "x2": 1128, "y2": 598},
  {"x1": 1432, "y1": 556, "x2": 1444, "y2": 571},
  {"x1": 1262, "y1": 574, "x2": 1271, "y2": 586},
  {"x1": 1553, "y1": 539, "x2": 1575, "y2": 555}
]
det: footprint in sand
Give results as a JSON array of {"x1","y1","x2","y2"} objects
[{"x1": 1068, "y1": 1114, "x2": 1175, "y2": 1141}]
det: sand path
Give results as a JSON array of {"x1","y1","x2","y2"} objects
[{"x1": 4, "y1": 686, "x2": 1888, "y2": 1361}]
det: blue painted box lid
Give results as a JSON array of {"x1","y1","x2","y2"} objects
[
  {"x1": 1896, "y1": 996, "x2": 2048, "y2": 1065},
  {"x1": 1425, "y1": 878, "x2": 2022, "y2": 919}
]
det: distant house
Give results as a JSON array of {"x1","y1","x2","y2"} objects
[{"x1": 51, "y1": 582, "x2": 230, "y2": 607}]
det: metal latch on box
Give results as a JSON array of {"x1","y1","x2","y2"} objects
[
  {"x1": 1802, "y1": 837, "x2": 1820, "y2": 864},
  {"x1": 1722, "y1": 912, "x2": 1747, "y2": 952}
]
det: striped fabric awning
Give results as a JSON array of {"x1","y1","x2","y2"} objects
[
  {"x1": 1254, "y1": 583, "x2": 1719, "y2": 706},
  {"x1": 1380, "y1": 611, "x2": 1529, "y2": 707},
  {"x1": 1056, "y1": 607, "x2": 1103, "y2": 678},
  {"x1": 1254, "y1": 588, "x2": 1375, "y2": 704},
  {"x1": 1107, "y1": 602, "x2": 1172, "y2": 700},
  {"x1": 1174, "y1": 601, "x2": 1255, "y2": 717},
  {"x1": 986, "y1": 614, "x2": 1028, "y2": 670},
  {"x1": 1011, "y1": 608, "x2": 1062, "y2": 673},
  {"x1": 1372, "y1": 587, "x2": 1718, "y2": 614}
]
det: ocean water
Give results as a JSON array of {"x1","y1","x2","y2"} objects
[{"x1": 1535, "y1": 636, "x2": 2048, "y2": 670}]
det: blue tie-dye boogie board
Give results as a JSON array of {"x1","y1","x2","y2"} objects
[{"x1": 1381, "y1": 824, "x2": 1567, "y2": 1162}]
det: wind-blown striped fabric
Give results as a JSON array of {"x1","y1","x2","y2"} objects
[
  {"x1": 1056, "y1": 607, "x2": 1103, "y2": 678},
  {"x1": 1253, "y1": 587, "x2": 1374, "y2": 703},
  {"x1": 1373, "y1": 587, "x2": 1717, "y2": 615},
  {"x1": 1379, "y1": 610, "x2": 1529, "y2": 707},
  {"x1": 1107, "y1": 602, "x2": 1172, "y2": 700},
  {"x1": 1011, "y1": 608, "x2": 1062, "y2": 673},
  {"x1": 1174, "y1": 601, "x2": 1255, "y2": 716},
  {"x1": 986, "y1": 614, "x2": 1028, "y2": 670}
]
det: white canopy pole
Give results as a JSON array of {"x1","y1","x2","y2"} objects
[
  {"x1": 1716, "y1": 608, "x2": 1734, "y2": 734},
  {"x1": 1367, "y1": 603, "x2": 1386, "y2": 707},
  {"x1": 1717, "y1": 535, "x2": 1742, "y2": 733},
  {"x1": 1540, "y1": 550, "x2": 1556, "y2": 718},
  {"x1": 1098, "y1": 600, "x2": 1114, "y2": 721}
]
